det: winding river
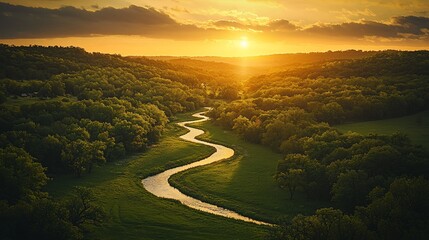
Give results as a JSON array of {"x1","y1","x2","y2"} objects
[{"x1": 141, "y1": 109, "x2": 271, "y2": 226}]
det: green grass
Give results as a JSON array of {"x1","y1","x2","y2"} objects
[
  {"x1": 45, "y1": 110, "x2": 269, "y2": 240},
  {"x1": 335, "y1": 110, "x2": 429, "y2": 149},
  {"x1": 170, "y1": 121, "x2": 329, "y2": 223}
]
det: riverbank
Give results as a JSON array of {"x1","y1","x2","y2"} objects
[
  {"x1": 170, "y1": 120, "x2": 330, "y2": 223},
  {"x1": 142, "y1": 110, "x2": 271, "y2": 225},
  {"x1": 45, "y1": 110, "x2": 268, "y2": 240}
]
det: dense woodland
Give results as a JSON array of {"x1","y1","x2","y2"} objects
[
  {"x1": 1, "y1": 45, "x2": 429, "y2": 239},
  {"x1": 208, "y1": 51, "x2": 429, "y2": 240},
  {"x1": 0, "y1": 44, "x2": 238, "y2": 239}
]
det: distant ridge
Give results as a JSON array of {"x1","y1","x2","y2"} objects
[{"x1": 146, "y1": 50, "x2": 378, "y2": 68}]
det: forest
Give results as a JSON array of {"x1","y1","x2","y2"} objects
[
  {"x1": 0, "y1": 44, "x2": 238, "y2": 239},
  {"x1": 1, "y1": 45, "x2": 429, "y2": 240},
  {"x1": 208, "y1": 51, "x2": 429, "y2": 240}
]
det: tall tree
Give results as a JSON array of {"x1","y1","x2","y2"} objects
[{"x1": 0, "y1": 146, "x2": 48, "y2": 203}]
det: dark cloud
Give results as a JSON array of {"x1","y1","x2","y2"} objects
[
  {"x1": 307, "y1": 21, "x2": 401, "y2": 38},
  {"x1": 393, "y1": 16, "x2": 429, "y2": 35},
  {"x1": 306, "y1": 16, "x2": 429, "y2": 39},
  {"x1": 0, "y1": 3, "x2": 220, "y2": 39},
  {"x1": 0, "y1": 2, "x2": 428, "y2": 42},
  {"x1": 266, "y1": 19, "x2": 297, "y2": 31}
]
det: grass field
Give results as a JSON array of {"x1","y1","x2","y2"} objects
[
  {"x1": 335, "y1": 110, "x2": 429, "y2": 149},
  {"x1": 170, "y1": 121, "x2": 329, "y2": 223},
  {"x1": 46, "y1": 110, "x2": 269, "y2": 240}
]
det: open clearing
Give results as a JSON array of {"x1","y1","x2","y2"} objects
[
  {"x1": 170, "y1": 120, "x2": 329, "y2": 223},
  {"x1": 46, "y1": 109, "x2": 331, "y2": 239},
  {"x1": 336, "y1": 110, "x2": 429, "y2": 149},
  {"x1": 46, "y1": 111, "x2": 268, "y2": 240}
]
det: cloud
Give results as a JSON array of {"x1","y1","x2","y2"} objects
[
  {"x1": 307, "y1": 21, "x2": 401, "y2": 38},
  {"x1": 0, "y1": 2, "x2": 221, "y2": 39},
  {"x1": 213, "y1": 20, "x2": 249, "y2": 29},
  {"x1": 247, "y1": 0, "x2": 429, "y2": 8},
  {"x1": 393, "y1": 16, "x2": 429, "y2": 35},
  {"x1": 213, "y1": 19, "x2": 296, "y2": 31},
  {"x1": 305, "y1": 16, "x2": 429, "y2": 40},
  {"x1": 0, "y1": 2, "x2": 428, "y2": 44},
  {"x1": 267, "y1": 19, "x2": 297, "y2": 31},
  {"x1": 330, "y1": 8, "x2": 376, "y2": 21}
]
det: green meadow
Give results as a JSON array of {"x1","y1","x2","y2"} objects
[
  {"x1": 46, "y1": 111, "x2": 269, "y2": 240},
  {"x1": 335, "y1": 110, "x2": 429, "y2": 149},
  {"x1": 170, "y1": 120, "x2": 329, "y2": 223},
  {"x1": 39, "y1": 109, "x2": 429, "y2": 239}
]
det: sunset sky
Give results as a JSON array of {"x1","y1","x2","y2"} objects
[{"x1": 1, "y1": 0, "x2": 428, "y2": 56}]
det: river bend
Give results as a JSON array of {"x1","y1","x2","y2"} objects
[{"x1": 141, "y1": 110, "x2": 270, "y2": 226}]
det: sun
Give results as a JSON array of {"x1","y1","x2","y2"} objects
[{"x1": 240, "y1": 38, "x2": 248, "y2": 48}]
